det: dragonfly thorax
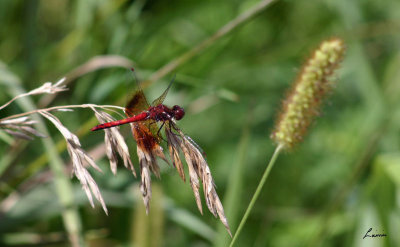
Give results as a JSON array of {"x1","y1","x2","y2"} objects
[{"x1": 148, "y1": 104, "x2": 185, "y2": 122}]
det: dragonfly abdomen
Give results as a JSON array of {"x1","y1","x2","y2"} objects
[{"x1": 91, "y1": 112, "x2": 149, "y2": 131}]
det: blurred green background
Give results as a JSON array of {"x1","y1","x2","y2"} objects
[{"x1": 1, "y1": 0, "x2": 400, "y2": 246}]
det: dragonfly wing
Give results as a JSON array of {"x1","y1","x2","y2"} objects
[
  {"x1": 125, "y1": 89, "x2": 150, "y2": 117},
  {"x1": 125, "y1": 82, "x2": 162, "y2": 143},
  {"x1": 151, "y1": 74, "x2": 176, "y2": 106},
  {"x1": 132, "y1": 122, "x2": 160, "y2": 158}
]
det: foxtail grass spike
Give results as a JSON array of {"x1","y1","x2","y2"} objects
[{"x1": 271, "y1": 38, "x2": 346, "y2": 149}]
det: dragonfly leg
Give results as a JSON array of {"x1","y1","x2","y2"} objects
[
  {"x1": 156, "y1": 121, "x2": 167, "y2": 142},
  {"x1": 169, "y1": 121, "x2": 181, "y2": 137},
  {"x1": 147, "y1": 121, "x2": 167, "y2": 142}
]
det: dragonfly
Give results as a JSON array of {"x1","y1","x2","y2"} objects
[
  {"x1": 91, "y1": 69, "x2": 231, "y2": 236},
  {"x1": 91, "y1": 77, "x2": 184, "y2": 133}
]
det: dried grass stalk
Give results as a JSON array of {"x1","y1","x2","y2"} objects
[
  {"x1": 165, "y1": 128, "x2": 186, "y2": 182},
  {"x1": 137, "y1": 146, "x2": 153, "y2": 214},
  {"x1": 132, "y1": 122, "x2": 168, "y2": 213},
  {"x1": 90, "y1": 107, "x2": 135, "y2": 176},
  {"x1": 39, "y1": 111, "x2": 108, "y2": 214},
  {"x1": 165, "y1": 122, "x2": 232, "y2": 236},
  {"x1": 0, "y1": 116, "x2": 46, "y2": 140},
  {"x1": 0, "y1": 78, "x2": 67, "y2": 111}
]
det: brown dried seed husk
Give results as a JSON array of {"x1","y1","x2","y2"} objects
[
  {"x1": 137, "y1": 146, "x2": 153, "y2": 214},
  {"x1": 165, "y1": 124, "x2": 231, "y2": 236},
  {"x1": 165, "y1": 127, "x2": 186, "y2": 181},
  {"x1": 40, "y1": 111, "x2": 108, "y2": 214},
  {"x1": 3, "y1": 129, "x2": 34, "y2": 140},
  {"x1": 91, "y1": 108, "x2": 136, "y2": 176}
]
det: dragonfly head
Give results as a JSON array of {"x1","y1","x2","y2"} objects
[{"x1": 172, "y1": 105, "x2": 185, "y2": 120}]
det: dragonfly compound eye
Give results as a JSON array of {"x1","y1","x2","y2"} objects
[{"x1": 173, "y1": 105, "x2": 185, "y2": 120}]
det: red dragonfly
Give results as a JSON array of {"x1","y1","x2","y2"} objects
[
  {"x1": 91, "y1": 78, "x2": 185, "y2": 132},
  {"x1": 91, "y1": 69, "x2": 231, "y2": 236}
]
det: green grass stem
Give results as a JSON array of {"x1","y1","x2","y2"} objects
[{"x1": 229, "y1": 144, "x2": 283, "y2": 247}]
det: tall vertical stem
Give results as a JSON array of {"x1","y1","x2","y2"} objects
[{"x1": 229, "y1": 144, "x2": 283, "y2": 247}]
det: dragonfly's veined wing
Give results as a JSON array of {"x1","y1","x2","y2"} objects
[
  {"x1": 151, "y1": 74, "x2": 176, "y2": 107},
  {"x1": 125, "y1": 85, "x2": 161, "y2": 145}
]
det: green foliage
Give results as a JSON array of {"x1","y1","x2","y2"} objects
[{"x1": 1, "y1": 0, "x2": 400, "y2": 246}]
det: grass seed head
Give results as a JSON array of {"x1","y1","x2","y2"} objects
[{"x1": 271, "y1": 38, "x2": 346, "y2": 149}]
